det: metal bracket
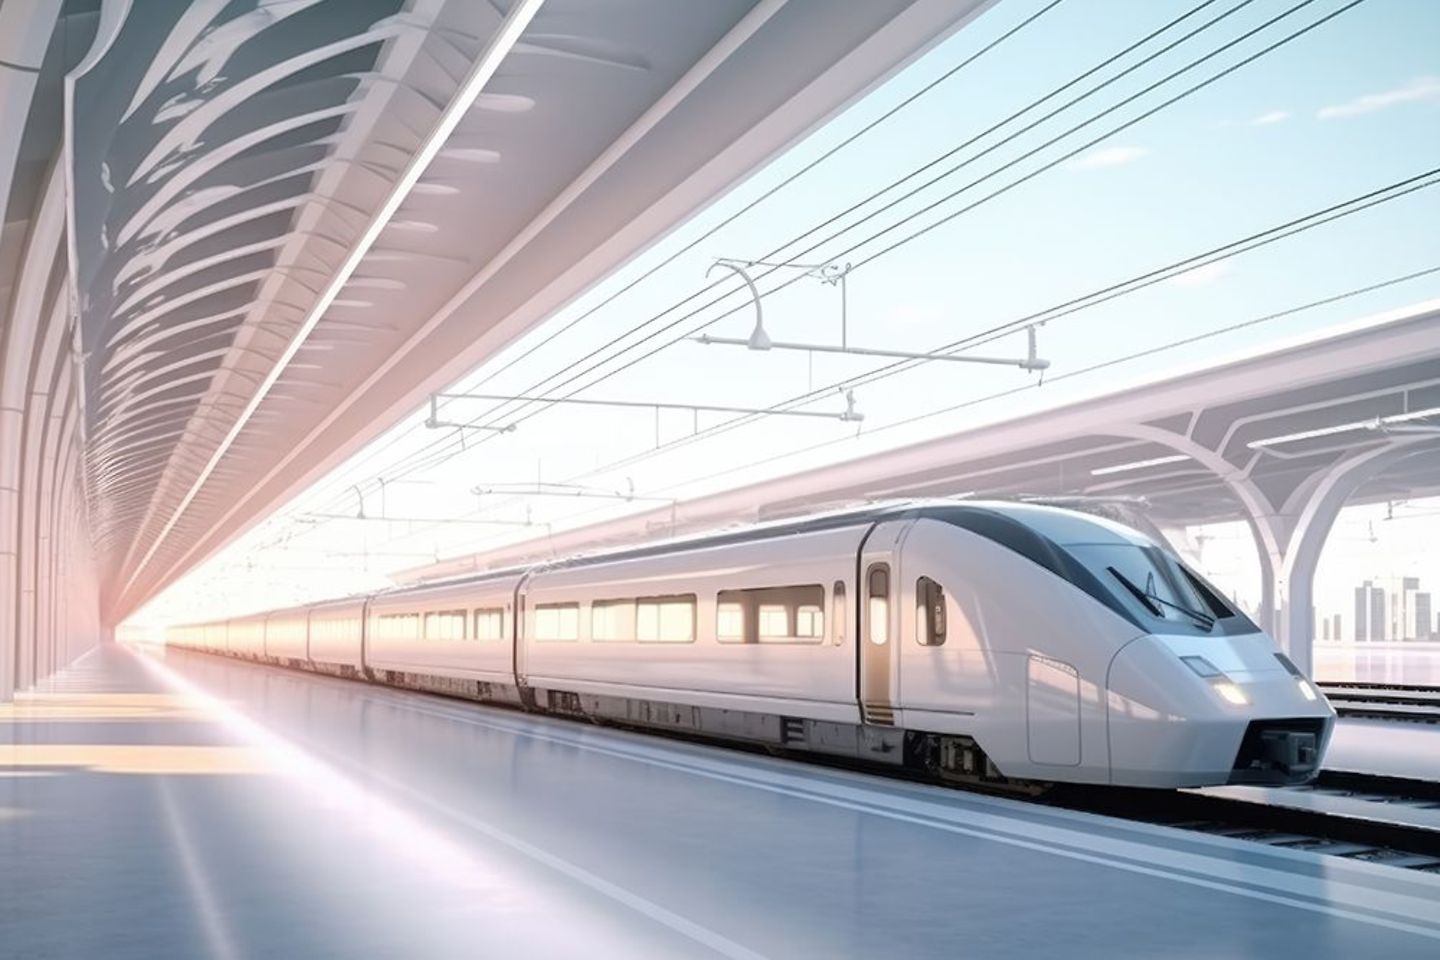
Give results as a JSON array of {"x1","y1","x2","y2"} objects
[
  {"x1": 424, "y1": 394, "x2": 517, "y2": 432},
  {"x1": 698, "y1": 257, "x2": 1048, "y2": 372}
]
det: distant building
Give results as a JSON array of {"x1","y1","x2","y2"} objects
[
  {"x1": 1370, "y1": 583, "x2": 1387, "y2": 641},
  {"x1": 1332, "y1": 613, "x2": 1342, "y2": 641},
  {"x1": 1388, "y1": 577, "x2": 1421, "y2": 641},
  {"x1": 1355, "y1": 577, "x2": 1430, "y2": 641}
]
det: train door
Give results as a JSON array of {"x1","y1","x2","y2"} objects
[
  {"x1": 302, "y1": 607, "x2": 313, "y2": 665},
  {"x1": 857, "y1": 519, "x2": 911, "y2": 726},
  {"x1": 512, "y1": 572, "x2": 532, "y2": 706}
]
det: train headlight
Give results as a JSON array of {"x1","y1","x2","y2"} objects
[
  {"x1": 1211, "y1": 681, "x2": 1249, "y2": 705},
  {"x1": 1181, "y1": 655, "x2": 1249, "y2": 706},
  {"x1": 1274, "y1": 653, "x2": 1319, "y2": 701}
]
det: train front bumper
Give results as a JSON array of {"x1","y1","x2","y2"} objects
[{"x1": 1105, "y1": 634, "x2": 1335, "y2": 788}]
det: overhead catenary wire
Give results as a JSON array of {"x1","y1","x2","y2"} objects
[
  {"x1": 385, "y1": 262, "x2": 1440, "y2": 562},
  {"x1": 308, "y1": 0, "x2": 1073, "y2": 499},
  {"x1": 361, "y1": 0, "x2": 1362, "y2": 490},
  {"x1": 737, "y1": 165, "x2": 1440, "y2": 421},
  {"x1": 609, "y1": 262, "x2": 1440, "y2": 496},
  {"x1": 279, "y1": 0, "x2": 1378, "y2": 563},
  {"x1": 443, "y1": 0, "x2": 1255, "y2": 431},
  {"x1": 359, "y1": 172, "x2": 1440, "y2": 555},
  {"x1": 306, "y1": 0, "x2": 1249, "y2": 509},
  {"x1": 197, "y1": 253, "x2": 1440, "y2": 604},
  {"x1": 470, "y1": 0, "x2": 1355, "y2": 434}
]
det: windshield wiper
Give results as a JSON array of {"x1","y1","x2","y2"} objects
[{"x1": 1107, "y1": 567, "x2": 1215, "y2": 631}]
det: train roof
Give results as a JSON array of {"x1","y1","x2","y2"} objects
[
  {"x1": 395, "y1": 498, "x2": 1150, "y2": 592},
  {"x1": 169, "y1": 499, "x2": 1158, "y2": 628}
]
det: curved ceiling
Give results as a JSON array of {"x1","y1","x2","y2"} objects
[{"x1": 4, "y1": 0, "x2": 995, "y2": 620}]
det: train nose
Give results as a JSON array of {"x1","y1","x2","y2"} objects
[
  {"x1": 1105, "y1": 634, "x2": 1335, "y2": 788},
  {"x1": 1229, "y1": 718, "x2": 1326, "y2": 784}
]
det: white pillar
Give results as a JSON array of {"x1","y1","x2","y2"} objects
[
  {"x1": 1276, "y1": 442, "x2": 1433, "y2": 677},
  {"x1": 0, "y1": 408, "x2": 19, "y2": 702}
]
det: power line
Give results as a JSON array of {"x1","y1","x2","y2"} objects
[
  {"x1": 780, "y1": 166, "x2": 1440, "y2": 410},
  {"x1": 378, "y1": 0, "x2": 1360, "y2": 485},
  {"x1": 415, "y1": 262, "x2": 1440, "y2": 559},
  {"x1": 651, "y1": 263, "x2": 1440, "y2": 491},
  {"x1": 285, "y1": 0, "x2": 1374, "y2": 560},
  {"x1": 451, "y1": 0, "x2": 1249, "y2": 430},
  {"x1": 347, "y1": 0, "x2": 1295, "y2": 497},
  {"x1": 501, "y1": 0, "x2": 1353, "y2": 422},
  {"x1": 367, "y1": 175, "x2": 1440, "y2": 554},
  {"x1": 306, "y1": 0, "x2": 1073, "y2": 503}
]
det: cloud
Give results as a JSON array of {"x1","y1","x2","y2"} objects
[
  {"x1": 1317, "y1": 75, "x2": 1440, "y2": 120},
  {"x1": 1248, "y1": 109, "x2": 1291, "y2": 126},
  {"x1": 1165, "y1": 261, "x2": 1232, "y2": 288},
  {"x1": 1069, "y1": 145, "x2": 1150, "y2": 169}
]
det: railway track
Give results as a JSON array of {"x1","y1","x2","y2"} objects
[
  {"x1": 1054, "y1": 770, "x2": 1440, "y2": 873},
  {"x1": 1318, "y1": 682, "x2": 1440, "y2": 723}
]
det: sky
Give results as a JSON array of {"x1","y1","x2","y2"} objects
[{"x1": 130, "y1": 0, "x2": 1440, "y2": 630}]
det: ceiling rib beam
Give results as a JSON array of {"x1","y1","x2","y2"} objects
[{"x1": 114, "y1": 0, "x2": 548, "y2": 608}]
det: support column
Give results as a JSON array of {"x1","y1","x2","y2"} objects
[
  {"x1": 1274, "y1": 441, "x2": 1434, "y2": 677},
  {"x1": 0, "y1": 0, "x2": 66, "y2": 705},
  {"x1": 34, "y1": 360, "x2": 74, "y2": 682},
  {"x1": 45, "y1": 433, "x2": 76, "y2": 679},
  {"x1": 17, "y1": 385, "x2": 48, "y2": 690},
  {"x1": 0, "y1": 407, "x2": 23, "y2": 701}
]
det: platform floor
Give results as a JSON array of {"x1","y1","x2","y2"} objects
[
  {"x1": 1315, "y1": 642, "x2": 1440, "y2": 686},
  {"x1": 3, "y1": 645, "x2": 1440, "y2": 959},
  {"x1": 1325, "y1": 717, "x2": 1440, "y2": 781}
]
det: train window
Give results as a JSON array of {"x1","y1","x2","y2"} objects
[
  {"x1": 424, "y1": 610, "x2": 467, "y2": 641},
  {"x1": 717, "y1": 602, "x2": 744, "y2": 641},
  {"x1": 473, "y1": 607, "x2": 505, "y2": 641},
  {"x1": 378, "y1": 613, "x2": 421, "y2": 641},
  {"x1": 592, "y1": 600, "x2": 636, "y2": 642},
  {"x1": 1067, "y1": 542, "x2": 1251, "y2": 634},
  {"x1": 796, "y1": 605, "x2": 824, "y2": 638},
  {"x1": 758, "y1": 605, "x2": 789, "y2": 639},
  {"x1": 832, "y1": 581, "x2": 846, "y2": 645},
  {"x1": 1181, "y1": 569, "x2": 1237, "y2": 619},
  {"x1": 637, "y1": 595, "x2": 696, "y2": 643},
  {"x1": 534, "y1": 603, "x2": 580, "y2": 642},
  {"x1": 716, "y1": 586, "x2": 824, "y2": 644},
  {"x1": 916, "y1": 577, "x2": 947, "y2": 647},
  {"x1": 867, "y1": 564, "x2": 890, "y2": 646}
]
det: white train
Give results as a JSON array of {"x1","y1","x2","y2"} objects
[{"x1": 168, "y1": 501, "x2": 1334, "y2": 789}]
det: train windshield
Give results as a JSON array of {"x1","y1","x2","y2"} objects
[{"x1": 1066, "y1": 543, "x2": 1253, "y2": 636}]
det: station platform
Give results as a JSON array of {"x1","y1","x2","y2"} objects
[
  {"x1": 4, "y1": 645, "x2": 1440, "y2": 959},
  {"x1": 1315, "y1": 642, "x2": 1440, "y2": 687},
  {"x1": 1325, "y1": 717, "x2": 1440, "y2": 781}
]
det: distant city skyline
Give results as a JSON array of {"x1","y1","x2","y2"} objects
[
  {"x1": 1347, "y1": 576, "x2": 1434, "y2": 643},
  {"x1": 1189, "y1": 495, "x2": 1440, "y2": 646}
]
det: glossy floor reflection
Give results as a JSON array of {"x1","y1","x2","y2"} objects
[
  {"x1": 1314, "y1": 642, "x2": 1440, "y2": 685},
  {"x1": 1326, "y1": 718, "x2": 1440, "y2": 781},
  {"x1": 4, "y1": 645, "x2": 1440, "y2": 959}
]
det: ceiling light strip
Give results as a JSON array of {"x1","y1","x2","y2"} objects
[
  {"x1": 116, "y1": 0, "x2": 547, "y2": 603},
  {"x1": 1089, "y1": 454, "x2": 1189, "y2": 476},
  {"x1": 1247, "y1": 405, "x2": 1440, "y2": 448}
]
